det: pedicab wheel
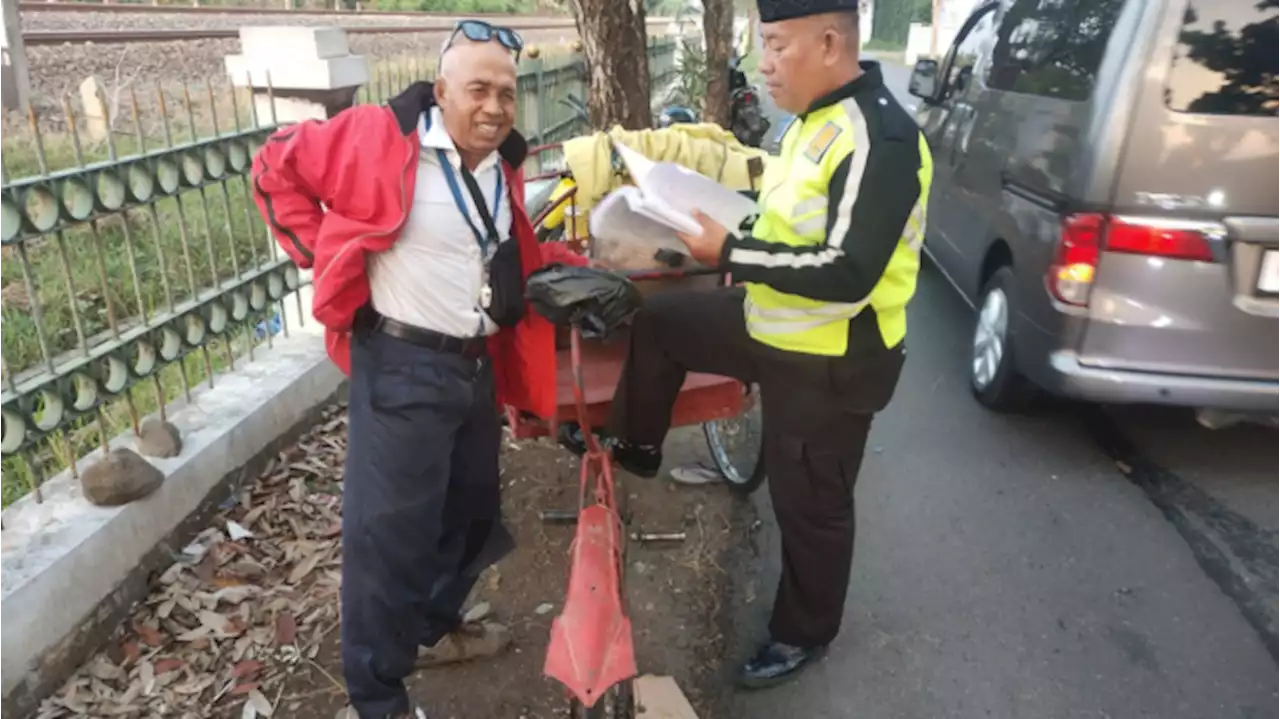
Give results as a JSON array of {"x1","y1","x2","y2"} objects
[
  {"x1": 702, "y1": 383, "x2": 766, "y2": 495},
  {"x1": 569, "y1": 682, "x2": 634, "y2": 719}
]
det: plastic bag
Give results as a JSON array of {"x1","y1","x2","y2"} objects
[{"x1": 525, "y1": 264, "x2": 643, "y2": 339}]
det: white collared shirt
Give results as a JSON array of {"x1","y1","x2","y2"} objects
[{"x1": 366, "y1": 106, "x2": 512, "y2": 338}]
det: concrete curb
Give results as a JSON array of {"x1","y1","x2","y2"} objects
[{"x1": 0, "y1": 334, "x2": 343, "y2": 717}]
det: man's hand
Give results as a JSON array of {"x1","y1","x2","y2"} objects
[{"x1": 675, "y1": 210, "x2": 729, "y2": 267}]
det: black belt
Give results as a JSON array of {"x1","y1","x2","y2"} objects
[{"x1": 365, "y1": 311, "x2": 488, "y2": 359}]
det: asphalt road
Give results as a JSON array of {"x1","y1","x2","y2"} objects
[{"x1": 728, "y1": 59, "x2": 1279, "y2": 719}]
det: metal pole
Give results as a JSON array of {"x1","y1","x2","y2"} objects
[{"x1": 1, "y1": 0, "x2": 31, "y2": 112}]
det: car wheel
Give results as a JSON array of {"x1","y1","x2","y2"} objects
[{"x1": 971, "y1": 266, "x2": 1035, "y2": 411}]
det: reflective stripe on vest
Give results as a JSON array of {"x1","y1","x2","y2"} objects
[
  {"x1": 742, "y1": 95, "x2": 932, "y2": 356},
  {"x1": 744, "y1": 294, "x2": 870, "y2": 334}
]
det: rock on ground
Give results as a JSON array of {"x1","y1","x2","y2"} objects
[
  {"x1": 79, "y1": 447, "x2": 165, "y2": 506},
  {"x1": 136, "y1": 416, "x2": 183, "y2": 458}
]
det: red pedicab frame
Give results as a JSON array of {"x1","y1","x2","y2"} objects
[{"x1": 512, "y1": 143, "x2": 765, "y2": 716}]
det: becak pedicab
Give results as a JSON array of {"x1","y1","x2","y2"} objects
[{"x1": 511, "y1": 123, "x2": 772, "y2": 717}]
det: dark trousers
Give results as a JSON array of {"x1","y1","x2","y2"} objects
[
  {"x1": 608, "y1": 287, "x2": 904, "y2": 648},
  {"x1": 341, "y1": 328, "x2": 514, "y2": 719}
]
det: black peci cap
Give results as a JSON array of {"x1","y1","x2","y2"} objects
[{"x1": 757, "y1": 0, "x2": 860, "y2": 23}]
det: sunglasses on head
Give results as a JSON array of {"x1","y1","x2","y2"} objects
[{"x1": 441, "y1": 19, "x2": 525, "y2": 61}]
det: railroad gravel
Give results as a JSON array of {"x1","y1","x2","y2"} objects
[{"x1": 20, "y1": 10, "x2": 584, "y2": 106}]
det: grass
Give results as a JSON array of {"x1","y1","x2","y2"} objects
[{"x1": 1, "y1": 81, "x2": 293, "y2": 506}]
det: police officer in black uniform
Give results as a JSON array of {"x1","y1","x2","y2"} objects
[{"x1": 567, "y1": 0, "x2": 933, "y2": 690}]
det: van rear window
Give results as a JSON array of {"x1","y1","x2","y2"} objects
[{"x1": 1165, "y1": 0, "x2": 1278, "y2": 117}]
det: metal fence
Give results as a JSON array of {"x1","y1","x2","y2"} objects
[{"x1": 0, "y1": 39, "x2": 677, "y2": 507}]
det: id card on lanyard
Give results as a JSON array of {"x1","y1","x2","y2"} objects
[{"x1": 436, "y1": 148, "x2": 504, "y2": 310}]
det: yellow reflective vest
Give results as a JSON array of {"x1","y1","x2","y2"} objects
[{"x1": 724, "y1": 63, "x2": 933, "y2": 357}]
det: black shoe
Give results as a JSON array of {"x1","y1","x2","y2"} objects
[
  {"x1": 613, "y1": 440, "x2": 662, "y2": 478},
  {"x1": 736, "y1": 641, "x2": 827, "y2": 690},
  {"x1": 557, "y1": 422, "x2": 598, "y2": 456},
  {"x1": 557, "y1": 423, "x2": 662, "y2": 479}
]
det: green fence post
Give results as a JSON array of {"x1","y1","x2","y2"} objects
[{"x1": 535, "y1": 57, "x2": 546, "y2": 146}]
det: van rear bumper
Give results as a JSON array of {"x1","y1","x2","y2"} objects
[{"x1": 1042, "y1": 351, "x2": 1278, "y2": 412}]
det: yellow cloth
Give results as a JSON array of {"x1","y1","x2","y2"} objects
[
  {"x1": 561, "y1": 123, "x2": 772, "y2": 214},
  {"x1": 539, "y1": 176, "x2": 580, "y2": 233}
]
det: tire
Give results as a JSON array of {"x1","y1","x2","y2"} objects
[
  {"x1": 970, "y1": 267, "x2": 1036, "y2": 411},
  {"x1": 570, "y1": 682, "x2": 634, "y2": 719},
  {"x1": 703, "y1": 383, "x2": 767, "y2": 495}
]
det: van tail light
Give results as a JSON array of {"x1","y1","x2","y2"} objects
[
  {"x1": 1049, "y1": 214, "x2": 1218, "y2": 306},
  {"x1": 1106, "y1": 216, "x2": 1215, "y2": 262},
  {"x1": 1049, "y1": 213, "x2": 1103, "y2": 306}
]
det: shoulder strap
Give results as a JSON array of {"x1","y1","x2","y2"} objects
[{"x1": 458, "y1": 163, "x2": 503, "y2": 242}]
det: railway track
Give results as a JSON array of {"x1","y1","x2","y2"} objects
[
  {"x1": 23, "y1": 21, "x2": 598, "y2": 45},
  {"x1": 18, "y1": 4, "x2": 673, "y2": 46},
  {"x1": 17, "y1": 1, "x2": 554, "y2": 16},
  {"x1": 15, "y1": 2, "x2": 682, "y2": 104}
]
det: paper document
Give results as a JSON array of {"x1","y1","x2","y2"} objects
[{"x1": 588, "y1": 141, "x2": 759, "y2": 264}]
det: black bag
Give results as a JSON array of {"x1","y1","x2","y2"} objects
[
  {"x1": 458, "y1": 164, "x2": 525, "y2": 328},
  {"x1": 525, "y1": 265, "x2": 643, "y2": 339}
]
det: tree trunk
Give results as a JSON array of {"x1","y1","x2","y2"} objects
[
  {"x1": 702, "y1": 0, "x2": 734, "y2": 127},
  {"x1": 568, "y1": 0, "x2": 652, "y2": 130}
]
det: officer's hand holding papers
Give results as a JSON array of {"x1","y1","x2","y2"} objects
[{"x1": 589, "y1": 140, "x2": 756, "y2": 269}]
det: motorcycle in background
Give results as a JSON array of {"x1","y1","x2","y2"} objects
[
  {"x1": 656, "y1": 54, "x2": 770, "y2": 149},
  {"x1": 725, "y1": 53, "x2": 770, "y2": 148}
]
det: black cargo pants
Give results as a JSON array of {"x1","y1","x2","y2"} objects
[
  {"x1": 341, "y1": 323, "x2": 514, "y2": 719},
  {"x1": 609, "y1": 286, "x2": 904, "y2": 648}
]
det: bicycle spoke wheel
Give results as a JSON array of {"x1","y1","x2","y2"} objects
[{"x1": 703, "y1": 383, "x2": 766, "y2": 494}]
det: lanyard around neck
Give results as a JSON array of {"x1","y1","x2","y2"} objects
[{"x1": 436, "y1": 148, "x2": 504, "y2": 255}]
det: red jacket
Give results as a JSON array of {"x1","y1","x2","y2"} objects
[{"x1": 251, "y1": 83, "x2": 582, "y2": 419}]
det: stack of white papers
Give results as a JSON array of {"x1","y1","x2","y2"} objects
[{"x1": 588, "y1": 141, "x2": 759, "y2": 264}]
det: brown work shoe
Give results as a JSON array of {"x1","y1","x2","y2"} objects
[{"x1": 416, "y1": 621, "x2": 512, "y2": 668}]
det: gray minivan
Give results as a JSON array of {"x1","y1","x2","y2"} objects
[{"x1": 907, "y1": 0, "x2": 1278, "y2": 415}]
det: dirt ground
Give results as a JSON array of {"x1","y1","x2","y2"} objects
[{"x1": 35, "y1": 403, "x2": 746, "y2": 719}]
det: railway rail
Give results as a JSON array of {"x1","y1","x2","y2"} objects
[
  {"x1": 23, "y1": 22, "x2": 594, "y2": 45},
  {"x1": 17, "y1": 1, "x2": 524, "y2": 15}
]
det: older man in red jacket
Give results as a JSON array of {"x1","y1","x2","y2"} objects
[{"x1": 252, "y1": 21, "x2": 583, "y2": 719}]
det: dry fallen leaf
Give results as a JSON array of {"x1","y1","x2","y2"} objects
[
  {"x1": 231, "y1": 659, "x2": 266, "y2": 679},
  {"x1": 275, "y1": 612, "x2": 298, "y2": 646},
  {"x1": 286, "y1": 550, "x2": 323, "y2": 585},
  {"x1": 154, "y1": 657, "x2": 184, "y2": 674},
  {"x1": 40, "y1": 406, "x2": 352, "y2": 718},
  {"x1": 139, "y1": 660, "x2": 156, "y2": 696},
  {"x1": 230, "y1": 681, "x2": 260, "y2": 696},
  {"x1": 198, "y1": 610, "x2": 232, "y2": 634},
  {"x1": 136, "y1": 623, "x2": 164, "y2": 648},
  {"x1": 227, "y1": 520, "x2": 255, "y2": 541},
  {"x1": 248, "y1": 688, "x2": 274, "y2": 716}
]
